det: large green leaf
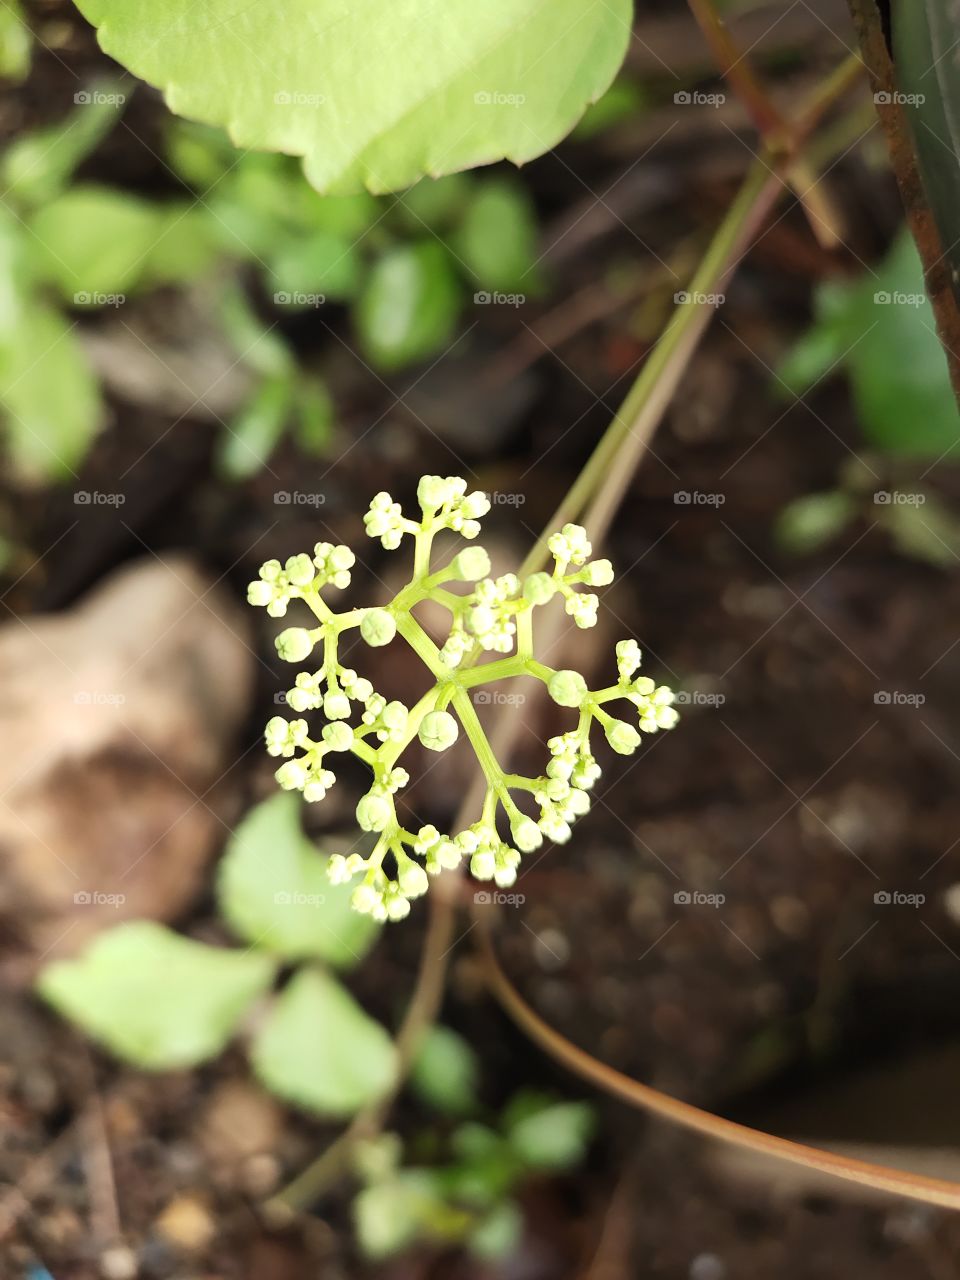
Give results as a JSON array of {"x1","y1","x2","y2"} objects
[
  {"x1": 37, "y1": 922, "x2": 276, "y2": 1069},
  {"x1": 71, "y1": 0, "x2": 631, "y2": 194},
  {"x1": 217, "y1": 792, "x2": 380, "y2": 966},
  {"x1": 251, "y1": 968, "x2": 397, "y2": 1116}
]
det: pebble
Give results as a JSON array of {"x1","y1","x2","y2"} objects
[
  {"x1": 155, "y1": 1195, "x2": 216, "y2": 1253},
  {"x1": 100, "y1": 1245, "x2": 138, "y2": 1280},
  {"x1": 240, "y1": 1152, "x2": 281, "y2": 1198},
  {"x1": 689, "y1": 1254, "x2": 726, "y2": 1280}
]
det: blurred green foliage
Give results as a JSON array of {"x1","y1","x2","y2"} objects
[
  {"x1": 777, "y1": 231, "x2": 960, "y2": 567},
  {"x1": 0, "y1": 97, "x2": 543, "y2": 483},
  {"x1": 781, "y1": 231, "x2": 960, "y2": 460},
  {"x1": 354, "y1": 1044, "x2": 594, "y2": 1261}
]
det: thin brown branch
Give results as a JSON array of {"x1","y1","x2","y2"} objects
[{"x1": 477, "y1": 916, "x2": 960, "y2": 1212}]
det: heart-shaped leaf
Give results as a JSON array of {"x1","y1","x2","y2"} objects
[
  {"x1": 217, "y1": 792, "x2": 380, "y2": 967},
  {"x1": 251, "y1": 968, "x2": 397, "y2": 1115},
  {"x1": 37, "y1": 922, "x2": 275, "y2": 1069}
]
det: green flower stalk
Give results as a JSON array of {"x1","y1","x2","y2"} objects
[{"x1": 248, "y1": 476, "x2": 678, "y2": 922}]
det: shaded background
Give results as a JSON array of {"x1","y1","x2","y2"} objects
[{"x1": 4, "y1": 0, "x2": 960, "y2": 1276}]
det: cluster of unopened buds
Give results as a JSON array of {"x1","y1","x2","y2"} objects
[{"x1": 249, "y1": 476, "x2": 678, "y2": 922}]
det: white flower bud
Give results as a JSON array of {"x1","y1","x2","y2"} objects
[
  {"x1": 583, "y1": 559, "x2": 614, "y2": 586},
  {"x1": 360, "y1": 608, "x2": 397, "y2": 647},
  {"x1": 356, "y1": 792, "x2": 392, "y2": 832},
  {"x1": 605, "y1": 720, "x2": 641, "y2": 755},
  {"x1": 547, "y1": 669, "x2": 588, "y2": 708},
  {"x1": 418, "y1": 710, "x2": 459, "y2": 752},
  {"x1": 324, "y1": 691, "x2": 351, "y2": 720},
  {"x1": 470, "y1": 849, "x2": 496, "y2": 880},
  {"x1": 397, "y1": 860, "x2": 429, "y2": 898},
  {"x1": 275, "y1": 759, "x2": 309, "y2": 790},
  {"x1": 511, "y1": 816, "x2": 543, "y2": 852},
  {"x1": 247, "y1": 580, "x2": 273, "y2": 607},
  {"x1": 284, "y1": 553, "x2": 315, "y2": 586},
  {"x1": 450, "y1": 546, "x2": 491, "y2": 581},
  {"x1": 523, "y1": 572, "x2": 555, "y2": 605},
  {"x1": 417, "y1": 475, "x2": 451, "y2": 511},
  {"x1": 275, "y1": 627, "x2": 315, "y2": 662},
  {"x1": 322, "y1": 721, "x2": 354, "y2": 752},
  {"x1": 352, "y1": 883, "x2": 381, "y2": 915}
]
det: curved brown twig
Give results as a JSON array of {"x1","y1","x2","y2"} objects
[{"x1": 477, "y1": 916, "x2": 960, "y2": 1212}]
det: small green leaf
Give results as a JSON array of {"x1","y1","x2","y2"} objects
[
  {"x1": 395, "y1": 174, "x2": 472, "y2": 232},
  {"x1": 410, "y1": 1025, "x2": 480, "y2": 1115},
  {"x1": 505, "y1": 1098, "x2": 593, "y2": 1170},
  {"x1": 881, "y1": 490, "x2": 960, "y2": 568},
  {"x1": 0, "y1": 0, "x2": 31, "y2": 83},
  {"x1": 293, "y1": 377, "x2": 335, "y2": 456},
  {"x1": 218, "y1": 374, "x2": 293, "y2": 480},
  {"x1": 356, "y1": 241, "x2": 461, "y2": 370},
  {"x1": 73, "y1": 0, "x2": 631, "y2": 194},
  {"x1": 1, "y1": 85, "x2": 124, "y2": 205},
  {"x1": 217, "y1": 792, "x2": 380, "y2": 966},
  {"x1": 269, "y1": 230, "x2": 362, "y2": 302},
  {"x1": 468, "y1": 1201, "x2": 523, "y2": 1260},
  {"x1": 139, "y1": 205, "x2": 220, "y2": 286},
  {"x1": 37, "y1": 922, "x2": 275, "y2": 1069},
  {"x1": 454, "y1": 179, "x2": 539, "y2": 293},
  {"x1": 573, "y1": 77, "x2": 647, "y2": 140},
  {"x1": 0, "y1": 301, "x2": 102, "y2": 482},
  {"x1": 778, "y1": 282, "x2": 851, "y2": 395},
  {"x1": 28, "y1": 185, "x2": 168, "y2": 298},
  {"x1": 354, "y1": 1173, "x2": 438, "y2": 1259},
  {"x1": 251, "y1": 968, "x2": 397, "y2": 1116},
  {"x1": 775, "y1": 491, "x2": 856, "y2": 556}
]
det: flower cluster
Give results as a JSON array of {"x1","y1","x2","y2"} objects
[{"x1": 249, "y1": 476, "x2": 678, "y2": 922}]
